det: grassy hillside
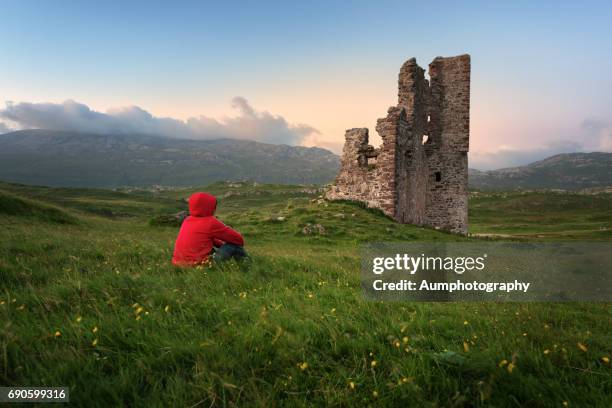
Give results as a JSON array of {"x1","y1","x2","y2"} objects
[
  {"x1": 470, "y1": 190, "x2": 612, "y2": 239},
  {"x1": 0, "y1": 190, "x2": 77, "y2": 224},
  {"x1": 1, "y1": 182, "x2": 610, "y2": 406}
]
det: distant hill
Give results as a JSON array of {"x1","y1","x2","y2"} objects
[
  {"x1": 1, "y1": 130, "x2": 610, "y2": 190},
  {"x1": 0, "y1": 130, "x2": 340, "y2": 187},
  {"x1": 469, "y1": 152, "x2": 612, "y2": 190}
]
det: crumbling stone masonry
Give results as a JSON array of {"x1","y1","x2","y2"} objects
[{"x1": 326, "y1": 54, "x2": 470, "y2": 234}]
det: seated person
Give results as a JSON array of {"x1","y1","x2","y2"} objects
[{"x1": 172, "y1": 192, "x2": 246, "y2": 266}]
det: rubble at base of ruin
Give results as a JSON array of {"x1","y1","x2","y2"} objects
[{"x1": 326, "y1": 54, "x2": 470, "y2": 235}]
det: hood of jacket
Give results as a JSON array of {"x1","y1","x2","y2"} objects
[{"x1": 188, "y1": 192, "x2": 217, "y2": 217}]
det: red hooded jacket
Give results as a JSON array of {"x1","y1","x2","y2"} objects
[{"x1": 172, "y1": 192, "x2": 244, "y2": 266}]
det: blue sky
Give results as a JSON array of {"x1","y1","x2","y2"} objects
[{"x1": 1, "y1": 0, "x2": 611, "y2": 168}]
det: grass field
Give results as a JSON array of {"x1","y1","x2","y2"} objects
[{"x1": 1, "y1": 181, "x2": 611, "y2": 407}]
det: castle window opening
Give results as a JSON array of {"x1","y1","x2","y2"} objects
[
  {"x1": 366, "y1": 156, "x2": 377, "y2": 170},
  {"x1": 435, "y1": 171, "x2": 442, "y2": 182}
]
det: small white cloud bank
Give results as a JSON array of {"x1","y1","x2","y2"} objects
[
  {"x1": 0, "y1": 121, "x2": 12, "y2": 134},
  {"x1": 581, "y1": 118, "x2": 612, "y2": 151},
  {"x1": 470, "y1": 117, "x2": 612, "y2": 170},
  {"x1": 0, "y1": 97, "x2": 320, "y2": 146}
]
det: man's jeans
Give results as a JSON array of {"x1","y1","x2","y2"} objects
[{"x1": 213, "y1": 243, "x2": 248, "y2": 262}]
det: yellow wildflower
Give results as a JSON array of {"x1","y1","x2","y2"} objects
[
  {"x1": 372, "y1": 390, "x2": 379, "y2": 398},
  {"x1": 394, "y1": 341, "x2": 401, "y2": 348},
  {"x1": 298, "y1": 362, "x2": 308, "y2": 370},
  {"x1": 507, "y1": 363, "x2": 515, "y2": 373},
  {"x1": 76, "y1": 316, "x2": 82, "y2": 323},
  {"x1": 463, "y1": 341, "x2": 470, "y2": 352},
  {"x1": 135, "y1": 307, "x2": 144, "y2": 314},
  {"x1": 164, "y1": 305, "x2": 170, "y2": 313},
  {"x1": 544, "y1": 349, "x2": 550, "y2": 355},
  {"x1": 601, "y1": 356, "x2": 609, "y2": 364},
  {"x1": 577, "y1": 342, "x2": 588, "y2": 352},
  {"x1": 92, "y1": 326, "x2": 98, "y2": 333},
  {"x1": 349, "y1": 381, "x2": 355, "y2": 390},
  {"x1": 402, "y1": 336, "x2": 409, "y2": 343},
  {"x1": 92, "y1": 339, "x2": 98, "y2": 347},
  {"x1": 463, "y1": 320, "x2": 469, "y2": 325},
  {"x1": 54, "y1": 331, "x2": 61, "y2": 337},
  {"x1": 371, "y1": 360, "x2": 378, "y2": 368},
  {"x1": 499, "y1": 359, "x2": 508, "y2": 367}
]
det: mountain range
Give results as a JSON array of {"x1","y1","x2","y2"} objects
[
  {"x1": 0, "y1": 130, "x2": 339, "y2": 187},
  {"x1": 468, "y1": 152, "x2": 612, "y2": 190},
  {"x1": 0, "y1": 129, "x2": 610, "y2": 190}
]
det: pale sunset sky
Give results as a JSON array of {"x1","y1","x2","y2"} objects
[{"x1": 1, "y1": 0, "x2": 611, "y2": 169}]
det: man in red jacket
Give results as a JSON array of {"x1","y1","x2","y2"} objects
[{"x1": 172, "y1": 192, "x2": 246, "y2": 266}]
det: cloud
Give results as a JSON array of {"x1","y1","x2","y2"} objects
[
  {"x1": 470, "y1": 117, "x2": 612, "y2": 170},
  {"x1": 0, "y1": 121, "x2": 13, "y2": 134},
  {"x1": 0, "y1": 98, "x2": 320, "y2": 145},
  {"x1": 580, "y1": 118, "x2": 612, "y2": 151},
  {"x1": 300, "y1": 131, "x2": 344, "y2": 153}
]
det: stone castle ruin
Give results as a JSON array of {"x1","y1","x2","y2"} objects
[{"x1": 326, "y1": 54, "x2": 470, "y2": 234}]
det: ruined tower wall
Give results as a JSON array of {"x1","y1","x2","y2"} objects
[
  {"x1": 325, "y1": 124, "x2": 399, "y2": 217},
  {"x1": 325, "y1": 128, "x2": 372, "y2": 204},
  {"x1": 326, "y1": 54, "x2": 470, "y2": 234},
  {"x1": 395, "y1": 58, "x2": 429, "y2": 226},
  {"x1": 371, "y1": 109, "x2": 402, "y2": 216},
  {"x1": 424, "y1": 55, "x2": 470, "y2": 234}
]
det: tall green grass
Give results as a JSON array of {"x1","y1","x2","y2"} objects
[{"x1": 1, "y1": 183, "x2": 610, "y2": 406}]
